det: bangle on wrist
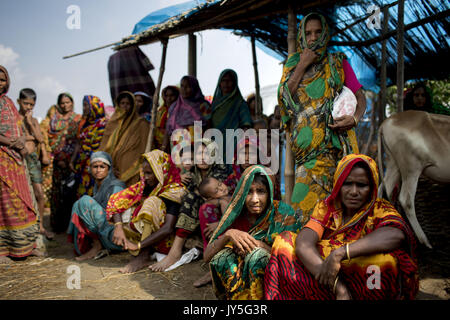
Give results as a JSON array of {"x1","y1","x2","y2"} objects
[
  {"x1": 333, "y1": 275, "x2": 339, "y2": 295},
  {"x1": 345, "y1": 243, "x2": 351, "y2": 260},
  {"x1": 138, "y1": 241, "x2": 141, "y2": 251},
  {"x1": 352, "y1": 115, "x2": 358, "y2": 126},
  {"x1": 114, "y1": 221, "x2": 123, "y2": 227}
]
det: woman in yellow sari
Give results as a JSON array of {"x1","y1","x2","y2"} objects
[
  {"x1": 279, "y1": 13, "x2": 366, "y2": 225},
  {"x1": 99, "y1": 91, "x2": 150, "y2": 186},
  {"x1": 264, "y1": 154, "x2": 419, "y2": 300}
]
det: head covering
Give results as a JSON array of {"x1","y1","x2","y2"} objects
[
  {"x1": 210, "y1": 165, "x2": 302, "y2": 244},
  {"x1": 134, "y1": 91, "x2": 153, "y2": 118},
  {"x1": 0, "y1": 65, "x2": 10, "y2": 95},
  {"x1": 166, "y1": 75, "x2": 210, "y2": 135},
  {"x1": 56, "y1": 92, "x2": 75, "y2": 114},
  {"x1": 90, "y1": 151, "x2": 127, "y2": 209},
  {"x1": 99, "y1": 91, "x2": 150, "y2": 185},
  {"x1": 211, "y1": 69, "x2": 252, "y2": 132},
  {"x1": 106, "y1": 150, "x2": 186, "y2": 220},
  {"x1": 82, "y1": 95, "x2": 106, "y2": 125},
  {"x1": 296, "y1": 13, "x2": 330, "y2": 61}
]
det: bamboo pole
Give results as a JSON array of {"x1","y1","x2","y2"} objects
[
  {"x1": 379, "y1": 6, "x2": 388, "y2": 124},
  {"x1": 396, "y1": 0, "x2": 405, "y2": 113},
  {"x1": 145, "y1": 39, "x2": 168, "y2": 152},
  {"x1": 251, "y1": 35, "x2": 262, "y2": 117},
  {"x1": 188, "y1": 33, "x2": 197, "y2": 78},
  {"x1": 284, "y1": 2, "x2": 296, "y2": 206}
]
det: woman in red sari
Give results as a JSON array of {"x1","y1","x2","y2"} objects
[
  {"x1": 0, "y1": 65, "x2": 42, "y2": 263},
  {"x1": 264, "y1": 154, "x2": 419, "y2": 300}
]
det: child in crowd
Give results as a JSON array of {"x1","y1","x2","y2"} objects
[
  {"x1": 17, "y1": 88, "x2": 54, "y2": 240},
  {"x1": 179, "y1": 147, "x2": 194, "y2": 186}
]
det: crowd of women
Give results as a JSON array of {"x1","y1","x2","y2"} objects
[{"x1": 1, "y1": 13, "x2": 433, "y2": 300}]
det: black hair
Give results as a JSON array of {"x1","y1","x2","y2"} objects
[
  {"x1": 404, "y1": 82, "x2": 432, "y2": 112},
  {"x1": 252, "y1": 173, "x2": 270, "y2": 195},
  {"x1": 19, "y1": 88, "x2": 36, "y2": 101},
  {"x1": 198, "y1": 177, "x2": 215, "y2": 198},
  {"x1": 57, "y1": 93, "x2": 73, "y2": 105}
]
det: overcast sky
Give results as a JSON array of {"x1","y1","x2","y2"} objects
[{"x1": 0, "y1": 0, "x2": 283, "y2": 120}]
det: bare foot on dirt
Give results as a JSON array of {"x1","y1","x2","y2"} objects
[
  {"x1": 193, "y1": 271, "x2": 212, "y2": 288},
  {"x1": 119, "y1": 251, "x2": 151, "y2": 274},
  {"x1": 75, "y1": 239, "x2": 102, "y2": 261},
  {"x1": 0, "y1": 256, "x2": 12, "y2": 264},
  {"x1": 40, "y1": 227, "x2": 55, "y2": 240},
  {"x1": 31, "y1": 248, "x2": 47, "y2": 257},
  {"x1": 149, "y1": 251, "x2": 181, "y2": 272}
]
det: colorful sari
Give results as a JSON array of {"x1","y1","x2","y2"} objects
[
  {"x1": 99, "y1": 91, "x2": 150, "y2": 186},
  {"x1": 154, "y1": 86, "x2": 179, "y2": 150},
  {"x1": 278, "y1": 13, "x2": 359, "y2": 225},
  {"x1": 106, "y1": 150, "x2": 186, "y2": 254},
  {"x1": 264, "y1": 154, "x2": 419, "y2": 300},
  {"x1": 68, "y1": 151, "x2": 126, "y2": 255},
  {"x1": 74, "y1": 95, "x2": 107, "y2": 197},
  {"x1": 41, "y1": 93, "x2": 81, "y2": 232},
  {"x1": 209, "y1": 165, "x2": 303, "y2": 300},
  {"x1": 0, "y1": 65, "x2": 38, "y2": 258}
]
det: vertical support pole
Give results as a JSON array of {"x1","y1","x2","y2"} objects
[
  {"x1": 396, "y1": 0, "x2": 405, "y2": 113},
  {"x1": 379, "y1": 5, "x2": 388, "y2": 124},
  {"x1": 146, "y1": 39, "x2": 169, "y2": 152},
  {"x1": 284, "y1": 3, "x2": 296, "y2": 205},
  {"x1": 251, "y1": 35, "x2": 262, "y2": 117},
  {"x1": 188, "y1": 33, "x2": 197, "y2": 78}
]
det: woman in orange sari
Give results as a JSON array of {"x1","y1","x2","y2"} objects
[{"x1": 264, "y1": 154, "x2": 419, "y2": 300}]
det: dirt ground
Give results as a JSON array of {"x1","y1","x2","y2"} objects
[{"x1": 0, "y1": 211, "x2": 449, "y2": 300}]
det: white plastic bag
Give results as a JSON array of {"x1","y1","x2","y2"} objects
[{"x1": 332, "y1": 86, "x2": 357, "y2": 119}]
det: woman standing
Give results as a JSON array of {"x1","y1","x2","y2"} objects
[
  {"x1": 204, "y1": 165, "x2": 302, "y2": 300},
  {"x1": 70, "y1": 95, "x2": 107, "y2": 198},
  {"x1": 157, "y1": 85, "x2": 179, "y2": 152},
  {"x1": 99, "y1": 91, "x2": 150, "y2": 186},
  {"x1": 41, "y1": 93, "x2": 82, "y2": 233},
  {"x1": 279, "y1": 13, "x2": 366, "y2": 225}
]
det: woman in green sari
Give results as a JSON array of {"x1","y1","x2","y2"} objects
[{"x1": 204, "y1": 165, "x2": 302, "y2": 300}]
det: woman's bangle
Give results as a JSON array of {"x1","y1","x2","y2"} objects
[
  {"x1": 345, "y1": 243, "x2": 351, "y2": 260},
  {"x1": 114, "y1": 221, "x2": 123, "y2": 227},
  {"x1": 352, "y1": 115, "x2": 358, "y2": 126},
  {"x1": 333, "y1": 275, "x2": 339, "y2": 295},
  {"x1": 138, "y1": 241, "x2": 141, "y2": 251}
]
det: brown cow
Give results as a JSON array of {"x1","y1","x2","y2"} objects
[{"x1": 377, "y1": 110, "x2": 450, "y2": 248}]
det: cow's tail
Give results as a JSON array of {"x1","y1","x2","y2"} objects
[{"x1": 377, "y1": 123, "x2": 385, "y2": 198}]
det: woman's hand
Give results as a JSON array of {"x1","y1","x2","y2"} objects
[
  {"x1": 112, "y1": 225, "x2": 128, "y2": 249},
  {"x1": 298, "y1": 48, "x2": 318, "y2": 69},
  {"x1": 225, "y1": 229, "x2": 259, "y2": 256},
  {"x1": 316, "y1": 246, "x2": 346, "y2": 288},
  {"x1": 10, "y1": 136, "x2": 26, "y2": 151},
  {"x1": 204, "y1": 222, "x2": 219, "y2": 240},
  {"x1": 180, "y1": 173, "x2": 192, "y2": 185},
  {"x1": 328, "y1": 115, "x2": 357, "y2": 132}
]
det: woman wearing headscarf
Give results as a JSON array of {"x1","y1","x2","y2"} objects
[
  {"x1": 106, "y1": 150, "x2": 186, "y2": 273},
  {"x1": 404, "y1": 82, "x2": 450, "y2": 115},
  {"x1": 264, "y1": 154, "x2": 419, "y2": 300},
  {"x1": 203, "y1": 165, "x2": 302, "y2": 300},
  {"x1": 157, "y1": 85, "x2": 179, "y2": 152},
  {"x1": 0, "y1": 65, "x2": 42, "y2": 263},
  {"x1": 165, "y1": 76, "x2": 211, "y2": 150},
  {"x1": 279, "y1": 13, "x2": 366, "y2": 225},
  {"x1": 68, "y1": 151, "x2": 126, "y2": 260},
  {"x1": 211, "y1": 69, "x2": 253, "y2": 157},
  {"x1": 99, "y1": 91, "x2": 150, "y2": 186},
  {"x1": 40, "y1": 92, "x2": 82, "y2": 233},
  {"x1": 134, "y1": 91, "x2": 153, "y2": 122},
  {"x1": 70, "y1": 95, "x2": 107, "y2": 198}
]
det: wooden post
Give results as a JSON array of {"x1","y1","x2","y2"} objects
[
  {"x1": 284, "y1": 3, "x2": 296, "y2": 205},
  {"x1": 379, "y1": 5, "x2": 388, "y2": 124},
  {"x1": 145, "y1": 39, "x2": 169, "y2": 152},
  {"x1": 251, "y1": 35, "x2": 262, "y2": 117},
  {"x1": 396, "y1": 0, "x2": 405, "y2": 113},
  {"x1": 188, "y1": 33, "x2": 197, "y2": 78}
]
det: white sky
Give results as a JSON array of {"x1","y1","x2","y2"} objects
[{"x1": 0, "y1": 0, "x2": 282, "y2": 120}]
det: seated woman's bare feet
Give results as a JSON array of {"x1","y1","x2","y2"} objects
[
  {"x1": 0, "y1": 256, "x2": 12, "y2": 264},
  {"x1": 75, "y1": 239, "x2": 102, "y2": 261},
  {"x1": 193, "y1": 271, "x2": 212, "y2": 288},
  {"x1": 149, "y1": 250, "x2": 181, "y2": 272},
  {"x1": 119, "y1": 251, "x2": 151, "y2": 274},
  {"x1": 31, "y1": 248, "x2": 47, "y2": 257},
  {"x1": 124, "y1": 239, "x2": 138, "y2": 251}
]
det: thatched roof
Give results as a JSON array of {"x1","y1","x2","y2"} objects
[{"x1": 114, "y1": 0, "x2": 450, "y2": 84}]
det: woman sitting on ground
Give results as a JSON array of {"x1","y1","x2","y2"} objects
[
  {"x1": 204, "y1": 165, "x2": 303, "y2": 300},
  {"x1": 106, "y1": 150, "x2": 186, "y2": 273},
  {"x1": 68, "y1": 151, "x2": 127, "y2": 261},
  {"x1": 264, "y1": 154, "x2": 419, "y2": 300}
]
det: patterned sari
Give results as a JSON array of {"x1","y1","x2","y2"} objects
[
  {"x1": 209, "y1": 165, "x2": 303, "y2": 300},
  {"x1": 0, "y1": 65, "x2": 38, "y2": 258},
  {"x1": 74, "y1": 95, "x2": 107, "y2": 197},
  {"x1": 264, "y1": 154, "x2": 419, "y2": 300},
  {"x1": 278, "y1": 13, "x2": 359, "y2": 225},
  {"x1": 106, "y1": 150, "x2": 186, "y2": 254},
  {"x1": 154, "y1": 86, "x2": 179, "y2": 150},
  {"x1": 99, "y1": 91, "x2": 150, "y2": 186}
]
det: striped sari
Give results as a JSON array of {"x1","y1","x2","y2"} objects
[{"x1": 264, "y1": 154, "x2": 419, "y2": 300}]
